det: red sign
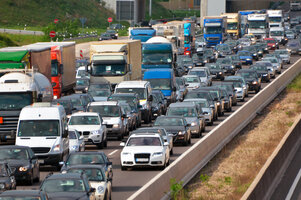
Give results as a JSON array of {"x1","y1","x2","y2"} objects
[
  {"x1": 80, "y1": 50, "x2": 83, "y2": 58},
  {"x1": 49, "y1": 31, "x2": 56, "y2": 38},
  {"x1": 108, "y1": 17, "x2": 113, "y2": 23},
  {"x1": 54, "y1": 19, "x2": 59, "y2": 24}
]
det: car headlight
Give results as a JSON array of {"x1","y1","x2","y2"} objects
[
  {"x1": 113, "y1": 124, "x2": 120, "y2": 128},
  {"x1": 191, "y1": 122, "x2": 197, "y2": 127},
  {"x1": 219, "y1": 72, "x2": 222, "y2": 74},
  {"x1": 246, "y1": 58, "x2": 251, "y2": 61},
  {"x1": 53, "y1": 144, "x2": 60, "y2": 152},
  {"x1": 252, "y1": 81, "x2": 258, "y2": 84},
  {"x1": 19, "y1": 166, "x2": 29, "y2": 172},
  {"x1": 71, "y1": 145, "x2": 78, "y2": 150},
  {"x1": 92, "y1": 130, "x2": 100, "y2": 135},
  {"x1": 265, "y1": 48, "x2": 268, "y2": 50},
  {"x1": 122, "y1": 152, "x2": 131, "y2": 155},
  {"x1": 0, "y1": 183, "x2": 5, "y2": 189},
  {"x1": 97, "y1": 186, "x2": 105, "y2": 194},
  {"x1": 217, "y1": 102, "x2": 220, "y2": 106},
  {"x1": 153, "y1": 152, "x2": 163, "y2": 157},
  {"x1": 272, "y1": 44, "x2": 275, "y2": 47},
  {"x1": 253, "y1": 53, "x2": 257, "y2": 56},
  {"x1": 263, "y1": 74, "x2": 267, "y2": 76},
  {"x1": 231, "y1": 65, "x2": 234, "y2": 68},
  {"x1": 188, "y1": 66, "x2": 193, "y2": 69}
]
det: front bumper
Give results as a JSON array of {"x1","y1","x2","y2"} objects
[
  {"x1": 121, "y1": 154, "x2": 166, "y2": 167},
  {"x1": 36, "y1": 153, "x2": 62, "y2": 165}
]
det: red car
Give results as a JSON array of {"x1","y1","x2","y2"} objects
[{"x1": 264, "y1": 38, "x2": 279, "y2": 50}]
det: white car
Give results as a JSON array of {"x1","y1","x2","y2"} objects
[
  {"x1": 68, "y1": 129, "x2": 85, "y2": 152},
  {"x1": 120, "y1": 133, "x2": 170, "y2": 170},
  {"x1": 183, "y1": 75, "x2": 202, "y2": 90},
  {"x1": 68, "y1": 112, "x2": 107, "y2": 149}
]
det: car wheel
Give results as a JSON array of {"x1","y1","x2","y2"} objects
[
  {"x1": 27, "y1": 172, "x2": 34, "y2": 185},
  {"x1": 104, "y1": 138, "x2": 107, "y2": 148},
  {"x1": 121, "y1": 166, "x2": 127, "y2": 171},
  {"x1": 118, "y1": 133, "x2": 123, "y2": 140},
  {"x1": 144, "y1": 115, "x2": 149, "y2": 124},
  {"x1": 209, "y1": 121, "x2": 213, "y2": 126},
  {"x1": 97, "y1": 142, "x2": 104, "y2": 149},
  {"x1": 188, "y1": 135, "x2": 191, "y2": 144},
  {"x1": 170, "y1": 148, "x2": 173, "y2": 155},
  {"x1": 34, "y1": 170, "x2": 40, "y2": 183}
]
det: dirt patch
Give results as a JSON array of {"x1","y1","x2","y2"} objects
[{"x1": 184, "y1": 89, "x2": 301, "y2": 200}]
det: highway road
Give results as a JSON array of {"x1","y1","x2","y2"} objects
[{"x1": 16, "y1": 50, "x2": 301, "y2": 199}]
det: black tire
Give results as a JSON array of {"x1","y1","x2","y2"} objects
[
  {"x1": 97, "y1": 142, "x2": 103, "y2": 149},
  {"x1": 144, "y1": 115, "x2": 150, "y2": 124},
  {"x1": 103, "y1": 138, "x2": 107, "y2": 148},
  {"x1": 117, "y1": 133, "x2": 123, "y2": 140},
  {"x1": 27, "y1": 173, "x2": 34, "y2": 185},
  {"x1": 121, "y1": 166, "x2": 127, "y2": 171},
  {"x1": 209, "y1": 121, "x2": 213, "y2": 126},
  {"x1": 170, "y1": 148, "x2": 173, "y2": 155},
  {"x1": 34, "y1": 171, "x2": 40, "y2": 183},
  {"x1": 188, "y1": 135, "x2": 191, "y2": 144}
]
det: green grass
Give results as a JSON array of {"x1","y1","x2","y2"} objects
[
  {"x1": 287, "y1": 73, "x2": 301, "y2": 92},
  {"x1": 0, "y1": 0, "x2": 114, "y2": 28},
  {"x1": 145, "y1": 0, "x2": 173, "y2": 20},
  {"x1": 0, "y1": 33, "x2": 47, "y2": 47}
]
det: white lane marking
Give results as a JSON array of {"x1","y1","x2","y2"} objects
[
  {"x1": 286, "y1": 168, "x2": 301, "y2": 200},
  {"x1": 108, "y1": 150, "x2": 119, "y2": 156}
]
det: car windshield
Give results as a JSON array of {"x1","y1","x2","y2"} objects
[
  {"x1": 18, "y1": 120, "x2": 59, "y2": 137},
  {"x1": 142, "y1": 53, "x2": 172, "y2": 64},
  {"x1": 115, "y1": 88, "x2": 146, "y2": 99},
  {"x1": 269, "y1": 17, "x2": 282, "y2": 23},
  {"x1": 252, "y1": 65, "x2": 267, "y2": 71},
  {"x1": 208, "y1": 64, "x2": 221, "y2": 70},
  {"x1": 217, "y1": 59, "x2": 231, "y2": 64},
  {"x1": 263, "y1": 58, "x2": 277, "y2": 63},
  {"x1": 238, "y1": 51, "x2": 250, "y2": 56},
  {"x1": 41, "y1": 179, "x2": 85, "y2": 193},
  {"x1": 77, "y1": 69, "x2": 89, "y2": 78},
  {"x1": 204, "y1": 50, "x2": 213, "y2": 56},
  {"x1": 0, "y1": 198, "x2": 41, "y2": 200},
  {"x1": 108, "y1": 96, "x2": 137, "y2": 108},
  {"x1": 89, "y1": 84, "x2": 111, "y2": 90},
  {"x1": 154, "y1": 118, "x2": 184, "y2": 126},
  {"x1": 70, "y1": 98, "x2": 83, "y2": 107},
  {"x1": 204, "y1": 26, "x2": 222, "y2": 34},
  {"x1": 0, "y1": 148, "x2": 29, "y2": 160},
  {"x1": 184, "y1": 77, "x2": 199, "y2": 83},
  {"x1": 238, "y1": 72, "x2": 257, "y2": 78},
  {"x1": 287, "y1": 42, "x2": 299, "y2": 47},
  {"x1": 248, "y1": 21, "x2": 266, "y2": 29},
  {"x1": 228, "y1": 22, "x2": 238, "y2": 30},
  {"x1": 176, "y1": 78, "x2": 184, "y2": 86},
  {"x1": 146, "y1": 79, "x2": 171, "y2": 90},
  {"x1": 270, "y1": 31, "x2": 284, "y2": 36},
  {"x1": 167, "y1": 107, "x2": 197, "y2": 117},
  {"x1": 0, "y1": 93, "x2": 32, "y2": 110},
  {"x1": 88, "y1": 90, "x2": 110, "y2": 97},
  {"x1": 209, "y1": 91, "x2": 220, "y2": 99},
  {"x1": 233, "y1": 82, "x2": 243, "y2": 87},
  {"x1": 265, "y1": 39, "x2": 276, "y2": 43},
  {"x1": 69, "y1": 116, "x2": 100, "y2": 125},
  {"x1": 189, "y1": 70, "x2": 207, "y2": 77},
  {"x1": 185, "y1": 92, "x2": 211, "y2": 100},
  {"x1": 216, "y1": 45, "x2": 231, "y2": 51},
  {"x1": 91, "y1": 64, "x2": 126, "y2": 76},
  {"x1": 127, "y1": 137, "x2": 162, "y2": 146},
  {"x1": 66, "y1": 154, "x2": 105, "y2": 165},
  {"x1": 76, "y1": 79, "x2": 89, "y2": 86},
  {"x1": 87, "y1": 105, "x2": 120, "y2": 117},
  {"x1": 275, "y1": 50, "x2": 288, "y2": 54},
  {"x1": 68, "y1": 169, "x2": 104, "y2": 182}
]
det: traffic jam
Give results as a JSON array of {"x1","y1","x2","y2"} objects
[{"x1": 0, "y1": 8, "x2": 300, "y2": 200}]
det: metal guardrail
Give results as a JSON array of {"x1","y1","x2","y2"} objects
[
  {"x1": 63, "y1": 35, "x2": 98, "y2": 41},
  {"x1": 128, "y1": 58, "x2": 301, "y2": 200}
]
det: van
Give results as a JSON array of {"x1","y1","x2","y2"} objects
[
  {"x1": 16, "y1": 102, "x2": 69, "y2": 169},
  {"x1": 115, "y1": 81, "x2": 153, "y2": 124},
  {"x1": 143, "y1": 69, "x2": 176, "y2": 104}
]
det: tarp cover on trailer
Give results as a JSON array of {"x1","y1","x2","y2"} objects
[{"x1": 0, "y1": 51, "x2": 28, "y2": 62}]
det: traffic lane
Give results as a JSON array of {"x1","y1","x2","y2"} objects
[
  {"x1": 270, "y1": 141, "x2": 301, "y2": 200},
  {"x1": 15, "y1": 55, "x2": 299, "y2": 198}
]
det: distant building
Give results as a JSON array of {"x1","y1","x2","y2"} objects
[{"x1": 101, "y1": 0, "x2": 146, "y2": 23}]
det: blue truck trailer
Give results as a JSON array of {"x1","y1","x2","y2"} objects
[
  {"x1": 238, "y1": 10, "x2": 256, "y2": 37},
  {"x1": 203, "y1": 16, "x2": 227, "y2": 47},
  {"x1": 130, "y1": 27, "x2": 156, "y2": 42}
]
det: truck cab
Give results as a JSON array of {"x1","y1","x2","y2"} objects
[
  {"x1": 267, "y1": 10, "x2": 283, "y2": 28},
  {"x1": 143, "y1": 69, "x2": 176, "y2": 105},
  {"x1": 130, "y1": 28, "x2": 156, "y2": 42},
  {"x1": 270, "y1": 27, "x2": 287, "y2": 45},
  {"x1": 247, "y1": 14, "x2": 269, "y2": 40},
  {"x1": 203, "y1": 16, "x2": 227, "y2": 47},
  {"x1": 16, "y1": 103, "x2": 69, "y2": 169}
]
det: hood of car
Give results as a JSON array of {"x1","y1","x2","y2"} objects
[
  {"x1": 47, "y1": 192, "x2": 89, "y2": 200},
  {"x1": 1, "y1": 159, "x2": 29, "y2": 168},
  {"x1": 239, "y1": 56, "x2": 252, "y2": 60},
  {"x1": 102, "y1": 117, "x2": 121, "y2": 125},
  {"x1": 158, "y1": 126, "x2": 186, "y2": 133},
  {"x1": 122, "y1": 146, "x2": 164, "y2": 154},
  {"x1": 68, "y1": 125, "x2": 101, "y2": 132}
]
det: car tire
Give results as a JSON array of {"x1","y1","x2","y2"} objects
[
  {"x1": 188, "y1": 135, "x2": 191, "y2": 144},
  {"x1": 34, "y1": 171, "x2": 40, "y2": 183},
  {"x1": 97, "y1": 142, "x2": 104, "y2": 149},
  {"x1": 27, "y1": 173, "x2": 34, "y2": 185},
  {"x1": 118, "y1": 133, "x2": 123, "y2": 140},
  {"x1": 209, "y1": 121, "x2": 213, "y2": 126},
  {"x1": 170, "y1": 148, "x2": 173, "y2": 155},
  {"x1": 104, "y1": 138, "x2": 107, "y2": 148},
  {"x1": 121, "y1": 166, "x2": 127, "y2": 171}
]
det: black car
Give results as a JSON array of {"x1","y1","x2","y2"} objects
[
  {"x1": 216, "y1": 58, "x2": 235, "y2": 75},
  {"x1": 198, "y1": 87, "x2": 225, "y2": 116},
  {"x1": 154, "y1": 116, "x2": 191, "y2": 146},
  {"x1": 0, "y1": 146, "x2": 39, "y2": 185},
  {"x1": 52, "y1": 99, "x2": 75, "y2": 116},
  {"x1": 227, "y1": 55, "x2": 242, "y2": 69},
  {"x1": 205, "y1": 63, "x2": 224, "y2": 80},
  {"x1": 59, "y1": 93, "x2": 94, "y2": 112},
  {"x1": 243, "y1": 46, "x2": 259, "y2": 61},
  {"x1": 151, "y1": 95, "x2": 164, "y2": 119},
  {"x1": 253, "y1": 44, "x2": 264, "y2": 58},
  {"x1": 0, "y1": 190, "x2": 49, "y2": 199},
  {"x1": 215, "y1": 44, "x2": 233, "y2": 58},
  {"x1": 60, "y1": 151, "x2": 113, "y2": 181},
  {"x1": 224, "y1": 40, "x2": 239, "y2": 52},
  {"x1": 99, "y1": 33, "x2": 112, "y2": 41},
  {"x1": 203, "y1": 48, "x2": 216, "y2": 63},
  {"x1": 192, "y1": 53, "x2": 207, "y2": 67},
  {"x1": 74, "y1": 78, "x2": 90, "y2": 93},
  {"x1": 212, "y1": 82, "x2": 237, "y2": 106},
  {"x1": 180, "y1": 56, "x2": 194, "y2": 72},
  {"x1": 106, "y1": 29, "x2": 118, "y2": 39},
  {"x1": 250, "y1": 64, "x2": 270, "y2": 82},
  {"x1": 152, "y1": 90, "x2": 168, "y2": 114},
  {"x1": 40, "y1": 173, "x2": 95, "y2": 200},
  {"x1": 236, "y1": 69, "x2": 261, "y2": 93},
  {"x1": 0, "y1": 162, "x2": 16, "y2": 192}
]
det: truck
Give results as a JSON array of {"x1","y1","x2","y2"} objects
[
  {"x1": 0, "y1": 45, "x2": 52, "y2": 80},
  {"x1": 290, "y1": 1, "x2": 301, "y2": 11},
  {"x1": 88, "y1": 40, "x2": 141, "y2": 88},
  {"x1": 247, "y1": 14, "x2": 269, "y2": 40},
  {"x1": 34, "y1": 42, "x2": 76, "y2": 99},
  {"x1": 270, "y1": 27, "x2": 287, "y2": 45},
  {"x1": 238, "y1": 10, "x2": 256, "y2": 37},
  {"x1": 0, "y1": 71, "x2": 53, "y2": 143},
  {"x1": 203, "y1": 16, "x2": 227, "y2": 47},
  {"x1": 267, "y1": 10, "x2": 283, "y2": 28},
  {"x1": 184, "y1": 22, "x2": 194, "y2": 56},
  {"x1": 221, "y1": 13, "x2": 240, "y2": 39},
  {"x1": 141, "y1": 36, "x2": 176, "y2": 74},
  {"x1": 129, "y1": 27, "x2": 156, "y2": 42}
]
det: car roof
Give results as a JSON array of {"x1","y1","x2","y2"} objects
[
  {"x1": 130, "y1": 133, "x2": 161, "y2": 138},
  {"x1": 169, "y1": 102, "x2": 196, "y2": 108},
  {"x1": 156, "y1": 116, "x2": 185, "y2": 120},
  {"x1": 110, "y1": 93, "x2": 137, "y2": 97},
  {"x1": 69, "y1": 151, "x2": 105, "y2": 156},
  {"x1": 70, "y1": 112, "x2": 99, "y2": 117},
  {"x1": 89, "y1": 101, "x2": 118, "y2": 106}
]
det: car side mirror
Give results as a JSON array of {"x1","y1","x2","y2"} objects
[
  {"x1": 163, "y1": 142, "x2": 169, "y2": 146},
  {"x1": 148, "y1": 95, "x2": 153, "y2": 101},
  {"x1": 59, "y1": 161, "x2": 65, "y2": 166},
  {"x1": 120, "y1": 142, "x2": 125, "y2": 147},
  {"x1": 88, "y1": 188, "x2": 96, "y2": 194},
  {"x1": 60, "y1": 64, "x2": 64, "y2": 74},
  {"x1": 168, "y1": 134, "x2": 174, "y2": 137},
  {"x1": 79, "y1": 135, "x2": 84, "y2": 140}
]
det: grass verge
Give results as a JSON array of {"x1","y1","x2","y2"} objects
[{"x1": 181, "y1": 72, "x2": 301, "y2": 199}]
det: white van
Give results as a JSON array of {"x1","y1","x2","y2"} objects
[{"x1": 16, "y1": 102, "x2": 69, "y2": 169}]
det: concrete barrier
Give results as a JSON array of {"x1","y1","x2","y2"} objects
[
  {"x1": 241, "y1": 114, "x2": 301, "y2": 200},
  {"x1": 128, "y1": 58, "x2": 301, "y2": 200}
]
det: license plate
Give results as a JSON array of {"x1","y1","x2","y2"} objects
[
  {"x1": 38, "y1": 160, "x2": 44, "y2": 164},
  {"x1": 136, "y1": 158, "x2": 148, "y2": 162}
]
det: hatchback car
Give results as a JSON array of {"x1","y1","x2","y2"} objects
[
  {"x1": 0, "y1": 190, "x2": 49, "y2": 200},
  {"x1": 236, "y1": 69, "x2": 261, "y2": 93},
  {"x1": 183, "y1": 75, "x2": 203, "y2": 90},
  {"x1": 68, "y1": 130, "x2": 85, "y2": 152}
]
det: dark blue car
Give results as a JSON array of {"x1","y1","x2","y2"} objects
[{"x1": 237, "y1": 50, "x2": 253, "y2": 65}]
